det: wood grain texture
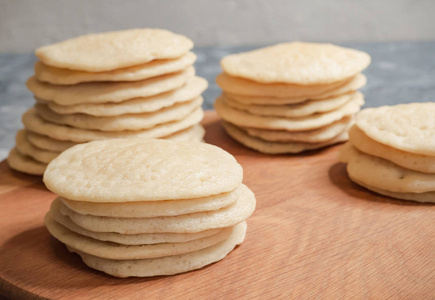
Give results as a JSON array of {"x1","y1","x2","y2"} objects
[{"x1": 1, "y1": 111, "x2": 434, "y2": 299}]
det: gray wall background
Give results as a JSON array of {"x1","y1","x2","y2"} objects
[{"x1": 1, "y1": 0, "x2": 434, "y2": 53}]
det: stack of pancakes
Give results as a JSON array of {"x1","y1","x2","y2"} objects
[
  {"x1": 8, "y1": 29, "x2": 208, "y2": 175},
  {"x1": 43, "y1": 139, "x2": 256, "y2": 277},
  {"x1": 339, "y1": 103, "x2": 435, "y2": 203},
  {"x1": 215, "y1": 42, "x2": 370, "y2": 154}
]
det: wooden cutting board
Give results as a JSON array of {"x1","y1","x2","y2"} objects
[{"x1": 1, "y1": 111, "x2": 434, "y2": 299}]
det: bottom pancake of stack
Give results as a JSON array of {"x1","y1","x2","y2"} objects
[
  {"x1": 339, "y1": 103, "x2": 435, "y2": 203},
  {"x1": 43, "y1": 139, "x2": 256, "y2": 277}
]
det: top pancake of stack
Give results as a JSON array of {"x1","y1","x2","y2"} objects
[
  {"x1": 218, "y1": 42, "x2": 370, "y2": 99},
  {"x1": 43, "y1": 139, "x2": 244, "y2": 202},
  {"x1": 35, "y1": 28, "x2": 193, "y2": 73}
]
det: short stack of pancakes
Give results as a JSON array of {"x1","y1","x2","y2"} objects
[
  {"x1": 339, "y1": 103, "x2": 435, "y2": 203},
  {"x1": 43, "y1": 139, "x2": 256, "y2": 277},
  {"x1": 214, "y1": 42, "x2": 371, "y2": 154},
  {"x1": 7, "y1": 29, "x2": 208, "y2": 175}
]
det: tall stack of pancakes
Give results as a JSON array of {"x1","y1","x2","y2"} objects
[
  {"x1": 214, "y1": 42, "x2": 371, "y2": 154},
  {"x1": 339, "y1": 103, "x2": 435, "y2": 203},
  {"x1": 7, "y1": 29, "x2": 208, "y2": 175},
  {"x1": 43, "y1": 139, "x2": 256, "y2": 277}
]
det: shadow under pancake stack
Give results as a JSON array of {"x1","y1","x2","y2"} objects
[
  {"x1": 215, "y1": 42, "x2": 371, "y2": 154},
  {"x1": 7, "y1": 29, "x2": 208, "y2": 175}
]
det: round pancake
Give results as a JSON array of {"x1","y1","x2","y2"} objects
[
  {"x1": 58, "y1": 187, "x2": 255, "y2": 233},
  {"x1": 35, "y1": 28, "x2": 193, "y2": 72},
  {"x1": 35, "y1": 52, "x2": 196, "y2": 85},
  {"x1": 42, "y1": 76, "x2": 207, "y2": 116},
  {"x1": 350, "y1": 178, "x2": 435, "y2": 203},
  {"x1": 223, "y1": 122, "x2": 348, "y2": 154},
  {"x1": 23, "y1": 107, "x2": 204, "y2": 142},
  {"x1": 216, "y1": 72, "x2": 354, "y2": 98},
  {"x1": 349, "y1": 125, "x2": 435, "y2": 173},
  {"x1": 356, "y1": 103, "x2": 435, "y2": 156},
  {"x1": 244, "y1": 116, "x2": 353, "y2": 143},
  {"x1": 7, "y1": 147, "x2": 46, "y2": 175},
  {"x1": 225, "y1": 74, "x2": 366, "y2": 105},
  {"x1": 215, "y1": 94, "x2": 363, "y2": 131},
  {"x1": 50, "y1": 202, "x2": 223, "y2": 245},
  {"x1": 35, "y1": 96, "x2": 202, "y2": 131},
  {"x1": 338, "y1": 143, "x2": 435, "y2": 193},
  {"x1": 45, "y1": 213, "x2": 232, "y2": 260},
  {"x1": 15, "y1": 129, "x2": 59, "y2": 164},
  {"x1": 61, "y1": 184, "x2": 243, "y2": 218},
  {"x1": 26, "y1": 67, "x2": 194, "y2": 105},
  {"x1": 221, "y1": 42, "x2": 370, "y2": 84},
  {"x1": 26, "y1": 130, "x2": 78, "y2": 152},
  {"x1": 67, "y1": 221, "x2": 246, "y2": 277},
  {"x1": 44, "y1": 139, "x2": 244, "y2": 202},
  {"x1": 225, "y1": 91, "x2": 362, "y2": 118}
]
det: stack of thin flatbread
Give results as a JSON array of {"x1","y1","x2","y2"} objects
[
  {"x1": 43, "y1": 139, "x2": 256, "y2": 277},
  {"x1": 8, "y1": 29, "x2": 208, "y2": 175},
  {"x1": 339, "y1": 103, "x2": 435, "y2": 203},
  {"x1": 215, "y1": 42, "x2": 370, "y2": 154}
]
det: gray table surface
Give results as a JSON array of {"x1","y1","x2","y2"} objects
[{"x1": 1, "y1": 41, "x2": 434, "y2": 160}]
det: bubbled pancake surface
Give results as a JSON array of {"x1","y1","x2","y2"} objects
[
  {"x1": 35, "y1": 28, "x2": 194, "y2": 72},
  {"x1": 221, "y1": 42, "x2": 370, "y2": 84},
  {"x1": 43, "y1": 139, "x2": 244, "y2": 202},
  {"x1": 355, "y1": 103, "x2": 435, "y2": 156}
]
